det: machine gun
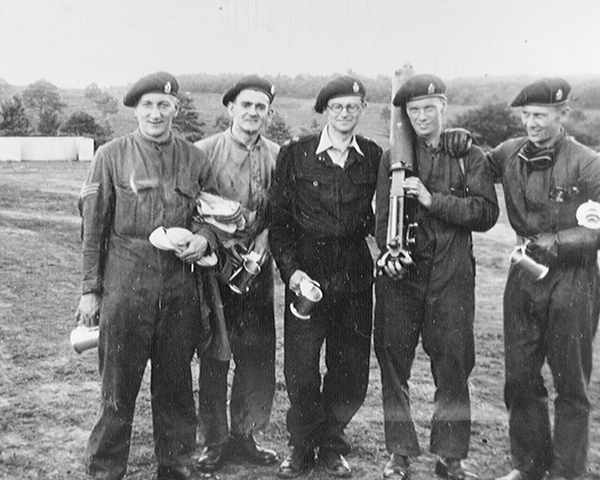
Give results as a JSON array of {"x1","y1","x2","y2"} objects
[{"x1": 377, "y1": 65, "x2": 417, "y2": 271}]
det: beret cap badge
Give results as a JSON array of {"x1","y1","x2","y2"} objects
[
  {"x1": 222, "y1": 75, "x2": 276, "y2": 106},
  {"x1": 392, "y1": 74, "x2": 447, "y2": 108},
  {"x1": 122, "y1": 72, "x2": 179, "y2": 107},
  {"x1": 313, "y1": 76, "x2": 366, "y2": 113},
  {"x1": 510, "y1": 77, "x2": 571, "y2": 107}
]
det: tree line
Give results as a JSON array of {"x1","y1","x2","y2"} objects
[
  {"x1": 179, "y1": 72, "x2": 600, "y2": 109},
  {"x1": 1, "y1": 74, "x2": 599, "y2": 150}
]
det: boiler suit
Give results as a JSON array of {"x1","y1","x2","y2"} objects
[
  {"x1": 374, "y1": 139, "x2": 498, "y2": 459},
  {"x1": 193, "y1": 129, "x2": 279, "y2": 447},
  {"x1": 80, "y1": 130, "x2": 215, "y2": 480},
  {"x1": 488, "y1": 133, "x2": 600, "y2": 480}
]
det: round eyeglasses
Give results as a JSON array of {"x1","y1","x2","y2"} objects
[{"x1": 327, "y1": 103, "x2": 362, "y2": 114}]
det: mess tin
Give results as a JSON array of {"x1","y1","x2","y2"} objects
[
  {"x1": 70, "y1": 325, "x2": 100, "y2": 354},
  {"x1": 290, "y1": 279, "x2": 323, "y2": 319},
  {"x1": 228, "y1": 258, "x2": 261, "y2": 294},
  {"x1": 510, "y1": 244, "x2": 549, "y2": 281}
]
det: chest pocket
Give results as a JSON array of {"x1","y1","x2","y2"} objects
[
  {"x1": 345, "y1": 161, "x2": 377, "y2": 203},
  {"x1": 115, "y1": 178, "x2": 160, "y2": 238},
  {"x1": 170, "y1": 182, "x2": 201, "y2": 228}
]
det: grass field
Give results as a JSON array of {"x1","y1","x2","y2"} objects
[{"x1": 0, "y1": 161, "x2": 599, "y2": 480}]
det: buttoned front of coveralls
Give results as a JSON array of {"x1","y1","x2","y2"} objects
[
  {"x1": 269, "y1": 133, "x2": 382, "y2": 454},
  {"x1": 489, "y1": 135, "x2": 600, "y2": 480},
  {"x1": 81, "y1": 131, "x2": 213, "y2": 480},
  {"x1": 374, "y1": 140, "x2": 498, "y2": 459},
  {"x1": 194, "y1": 130, "x2": 278, "y2": 446}
]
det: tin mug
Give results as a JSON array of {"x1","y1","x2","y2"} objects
[
  {"x1": 70, "y1": 325, "x2": 99, "y2": 354},
  {"x1": 228, "y1": 258, "x2": 261, "y2": 294},
  {"x1": 290, "y1": 279, "x2": 323, "y2": 319},
  {"x1": 510, "y1": 245, "x2": 549, "y2": 281}
]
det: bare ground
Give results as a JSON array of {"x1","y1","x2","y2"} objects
[{"x1": 0, "y1": 161, "x2": 598, "y2": 480}]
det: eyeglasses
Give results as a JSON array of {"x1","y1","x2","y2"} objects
[{"x1": 327, "y1": 103, "x2": 362, "y2": 114}]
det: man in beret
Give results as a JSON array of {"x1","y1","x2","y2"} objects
[
  {"x1": 76, "y1": 71, "x2": 215, "y2": 480},
  {"x1": 375, "y1": 74, "x2": 498, "y2": 480},
  {"x1": 193, "y1": 75, "x2": 279, "y2": 473},
  {"x1": 269, "y1": 75, "x2": 383, "y2": 478},
  {"x1": 489, "y1": 78, "x2": 600, "y2": 480}
]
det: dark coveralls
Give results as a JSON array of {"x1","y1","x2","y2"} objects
[
  {"x1": 374, "y1": 139, "x2": 498, "y2": 459},
  {"x1": 269, "y1": 133, "x2": 382, "y2": 454},
  {"x1": 488, "y1": 133, "x2": 600, "y2": 480},
  {"x1": 194, "y1": 130, "x2": 279, "y2": 447},
  {"x1": 81, "y1": 131, "x2": 215, "y2": 479}
]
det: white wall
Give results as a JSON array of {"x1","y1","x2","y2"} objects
[{"x1": 0, "y1": 137, "x2": 95, "y2": 162}]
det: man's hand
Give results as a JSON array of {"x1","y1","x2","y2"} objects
[
  {"x1": 526, "y1": 233, "x2": 558, "y2": 264},
  {"x1": 380, "y1": 255, "x2": 410, "y2": 280},
  {"x1": 175, "y1": 233, "x2": 209, "y2": 264},
  {"x1": 442, "y1": 128, "x2": 472, "y2": 158},
  {"x1": 76, "y1": 293, "x2": 101, "y2": 327},
  {"x1": 251, "y1": 229, "x2": 270, "y2": 259},
  {"x1": 403, "y1": 177, "x2": 432, "y2": 208},
  {"x1": 289, "y1": 270, "x2": 314, "y2": 295}
]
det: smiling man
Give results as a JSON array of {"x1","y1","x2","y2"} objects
[
  {"x1": 374, "y1": 74, "x2": 498, "y2": 480},
  {"x1": 77, "y1": 72, "x2": 215, "y2": 480},
  {"x1": 489, "y1": 78, "x2": 600, "y2": 480},
  {"x1": 193, "y1": 75, "x2": 279, "y2": 474},
  {"x1": 269, "y1": 76, "x2": 382, "y2": 478}
]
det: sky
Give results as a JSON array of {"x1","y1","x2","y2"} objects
[{"x1": 2, "y1": 0, "x2": 600, "y2": 89}]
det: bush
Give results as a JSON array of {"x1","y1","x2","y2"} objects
[
  {"x1": 449, "y1": 103, "x2": 524, "y2": 149},
  {"x1": 62, "y1": 111, "x2": 113, "y2": 147}
]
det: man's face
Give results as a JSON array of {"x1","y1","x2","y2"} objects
[
  {"x1": 520, "y1": 105, "x2": 564, "y2": 147},
  {"x1": 325, "y1": 95, "x2": 364, "y2": 135},
  {"x1": 134, "y1": 93, "x2": 178, "y2": 142},
  {"x1": 405, "y1": 97, "x2": 446, "y2": 143},
  {"x1": 228, "y1": 89, "x2": 271, "y2": 135}
]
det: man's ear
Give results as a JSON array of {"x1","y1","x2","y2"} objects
[
  {"x1": 227, "y1": 101, "x2": 235, "y2": 118},
  {"x1": 440, "y1": 100, "x2": 448, "y2": 115}
]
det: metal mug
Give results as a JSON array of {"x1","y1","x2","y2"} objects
[
  {"x1": 510, "y1": 245, "x2": 549, "y2": 281},
  {"x1": 228, "y1": 258, "x2": 261, "y2": 294},
  {"x1": 290, "y1": 279, "x2": 323, "y2": 319},
  {"x1": 70, "y1": 325, "x2": 99, "y2": 354}
]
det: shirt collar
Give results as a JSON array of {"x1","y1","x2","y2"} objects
[
  {"x1": 416, "y1": 135, "x2": 443, "y2": 154},
  {"x1": 226, "y1": 127, "x2": 263, "y2": 151},
  {"x1": 316, "y1": 126, "x2": 364, "y2": 156},
  {"x1": 135, "y1": 129, "x2": 174, "y2": 147}
]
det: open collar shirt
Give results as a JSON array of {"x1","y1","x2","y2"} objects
[{"x1": 315, "y1": 126, "x2": 364, "y2": 169}]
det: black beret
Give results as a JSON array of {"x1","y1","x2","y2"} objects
[
  {"x1": 123, "y1": 72, "x2": 179, "y2": 107},
  {"x1": 393, "y1": 74, "x2": 446, "y2": 108},
  {"x1": 510, "y1": 77, "x2": 571, "y2": 107},
  {"x1": 314, "y1": 76, "x2": 366, "y2": 113},
  {"x1": 222, "y1": 75, "x2": 276, "y2": 106}
]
